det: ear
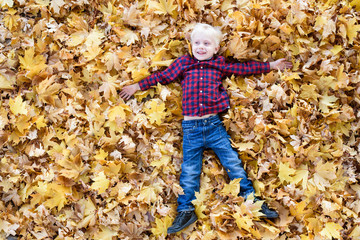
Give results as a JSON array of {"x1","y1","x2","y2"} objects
[{"x1": 215, "y1": 45, "x2": 220, "y2": 54}]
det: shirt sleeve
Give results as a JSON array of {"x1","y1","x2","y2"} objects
[
  {"x1": 221, "y1": 59, "x2": 271, "y2": 77},
  {"x1": 138, "y1": 56, "x2": 184, "y2": 91}
]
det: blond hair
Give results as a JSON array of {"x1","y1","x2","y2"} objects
[{"x1": 190, "y1": 23, "x2": 223, "y2": 46}]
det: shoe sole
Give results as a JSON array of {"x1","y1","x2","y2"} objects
[
  {"x1": 259, "y1": 212, "x2": 279, "y2": 219},
  {"x1": 167, "y1": 215, "x2": 198, "y2": 234}
]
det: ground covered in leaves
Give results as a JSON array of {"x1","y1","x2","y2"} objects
[{"x1": 0, "y1": 0, "x2": 360, "y2": 239}]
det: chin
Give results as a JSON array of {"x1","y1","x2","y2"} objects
[{"x1": 195, "y1": 55, "x2": 210, "y2": 61}]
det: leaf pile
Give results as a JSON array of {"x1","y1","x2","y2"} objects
[{"x1": 1, "y1": 0, "x2": 360, "y2": 239}]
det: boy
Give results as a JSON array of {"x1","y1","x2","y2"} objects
[{"x1": 120, "y1": 23, "x2": 292, "y2": 234}]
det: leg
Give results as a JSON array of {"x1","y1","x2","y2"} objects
[
  {"x1": 177, "y1": 122, "x2": 205, "y2": 212},
  {"x1": 205, "y1": 118, "x2": 255, "y2": 197},
  {"x1": 205, "y1": 117, "x2": 278, "y2": 218},
  {"x1": 168, "y1": 120, "x2": 204, "y2": 234}
]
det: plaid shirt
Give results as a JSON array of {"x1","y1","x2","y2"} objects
[{"x1": 139, "y1": 55, "x2": 270, "y2": 116}]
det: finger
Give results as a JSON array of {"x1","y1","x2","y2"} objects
[{"x1": 120, "y1": 91, "x2": 128, "y2": 99}]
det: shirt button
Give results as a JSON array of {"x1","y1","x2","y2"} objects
[
  {"x1": 200, "y1": 77, "x2": 203, "y2": 80},
  {"x1": 200, "y1": 90, "x2": 203, "y2": 93},
  {"x1": 201, "y1": 66, "x2": 203, "y2": 69}
]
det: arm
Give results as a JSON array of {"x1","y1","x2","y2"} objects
[
  {"x1": 222, "y1": 58, "x2": 271, "y2": 77},
  {"x1": 120, "y1": 56, "x2": 185, "y2": 100},
  {"x1": 221, "y1": 57, "x2": 292, "y2": 77}
]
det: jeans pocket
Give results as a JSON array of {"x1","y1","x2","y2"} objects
[{"x1": 182, "y1": 124, "x2": 195, "y2": 132}]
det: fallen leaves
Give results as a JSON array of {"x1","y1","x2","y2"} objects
[{"x1": 0, "y1": 0, "x2": 360, "y2": 239}]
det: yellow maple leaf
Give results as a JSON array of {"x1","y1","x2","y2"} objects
[
  {"x1": 345, "y1": 17, "x2": 360, "y2": 44},
  {"x1": 320, "y1": 222, "x2": 342, "y2": 239},
  {"x1": 132, "y1": 68, "x2": 150, "y2": 82},
  {"x1": 19, "y1": 48, "x2": 47, "y2": 78},
  {"x1": 50, "y1": 0, "x2": 66, "y2": 14},
  {"x1": 289, "y1": 200, "x2": 311, "y2": 221},
  {"x1": 35, "y1": 0, "x2": 50, "y2": 6},
  {"x1": 350, "y1": 225, "x2": 360, "y2": 239},
  {"x1": 103, "y1": 50, "x2": 122, "y2": 71},
  {"x1": 83, "y1": 45, "x2": 103, "y2": 61},
  {"x1": 331, "y1": 45, "x2": 343, "y2": 55},
  {"x1": 91, "y1": 171, "x2": 110, "y2": 194},
  {"x1": 115, "y1": 182, "x2": 132, "y2": 200},
  {"x1": 93, "y1": 226, "x2": 118, "y2": 240},
  {"x1": 151, "y1": 215, "x2": 173, "y2": 236},
  {"x1": 336, "y1": 64, "x2": 349, "y2": 89},
  {"x1": 279, "y1": 23, "x2": 294, "y2": 35},
  {"x1": 220, "y1": 178, "x2": 241, "y2": 196},
  {"x1": 150, "y1": 155, "x2": 171, "y2": 168},
  {"x1": 86, "y1": 27, "x2": 104, "y2": 45},
  {"x1": 313, "y1": 161, "x2": 337, "y2": 191},
  {"x1": 137, "y1": 185, "x2": 161, "y2": 204},
  {"x1": 66, "y1": 30, "x2": 88, "y2": 47},
  {"x1": 9, "y1": 95, "x2": 28, "y2": 115},
  {"x1": 108, "y1": 104, "x2": 130, "y2": 121},
  {"x1": 231, "y1": 141, "x2": 255, "y2": 151},
  {"x1": 292, "y1": 165, "x2": 309, "y2": 189},
  {"x1": 149, "y1": 0, "x2": 178, "y2": 18},
  {"x1": 278, "y1": 162, "x2": 296, "y2": 184},
  {"x1": 194, "y1": 204, "x2": 207, "y2": 220},
  {"x1": 43, "y1": 183, "x2": 71, "y2": 210},
  {"x1": 3, "y1": 11, "x2": 19, "y2": 31},
  {"x1": 77, "y1": 198, "x2": 97, "y2": 228},
  {"x1": 0, "y1": 0, "x2": 13, "y2": 7},
  {"x1": 316, "y1": 76, "x2": 337, "y2": 92},
  {"x1": 233, "y1": 212, "x2": 255, "y2": 233},
  {"x1": 36, "y1": 76, "x2": 62, "y2": 105},
  {"x1": 144, "y1": 99, "x2": 167, "y2": 125},
  {"x1": 0, "y1": 219, "x2": 18, "y2": 236},
  {"x1": 319, "y1": 93, "x2": 338, "y2": 113},
  {"x1": 227, "y1": 34, "x2": 248, "y2": 60},
  {"x1": 94, "y1": 149, "x2": 108, "y2": 161},
  {"x1": 300, "y1": 84, "x2": 319, "y2": 101},
  {"x1": 57, "y1": 154, "x2": 84, "y2": 180},
  {"x1": 35, "y1": 115, "x2": 47, "y2": 129},
  {"x1": 0, "y1": 71, "x2": 15, "y2": 89},
  {"x1": 113, "y1": 27, "x2": 139, "y2": 46},
  {"x1": 350, "y1": 0, "x2": 360, "y2": 10},
  {"x1": 99, "y1": 73, "x2": 120, "y2": 99},
  {"x1": 191, "y1": 189, "x2": 208, "y2": 219},
  {"x1": 221, "y1": 0, "x2": 235, "y2": 11}
]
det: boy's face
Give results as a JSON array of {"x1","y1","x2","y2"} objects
[{"x1": 191, "y1": 33, "x2": 219, "y2": 61}]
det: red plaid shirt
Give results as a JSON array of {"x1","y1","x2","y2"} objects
[{"x1": 139, "y1": 55, "x2": 270, "y2": 116}]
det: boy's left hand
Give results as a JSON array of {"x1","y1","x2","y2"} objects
[{"x1": 269, "y1": 58, "x2": 293, "y2": 71}]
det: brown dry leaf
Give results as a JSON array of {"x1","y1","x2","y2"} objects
[{"x1": 0, "y1": 0, "x2": 360, "y2": 239}]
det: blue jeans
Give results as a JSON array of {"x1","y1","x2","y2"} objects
[{"x1": 177, "y1": 115, "x2": 255, "y2": 212}]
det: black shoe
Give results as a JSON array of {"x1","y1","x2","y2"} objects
[
  {"x1": 255, "y1": 197, "x2": 279, "y2": 219},
  {"x1": 167, "y1": 210, "x2": 197, "y2": 234}
]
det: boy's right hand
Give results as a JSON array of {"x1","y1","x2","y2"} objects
[{"x1": 120, "y1": 83, "x2": 140, "y2": 100}]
